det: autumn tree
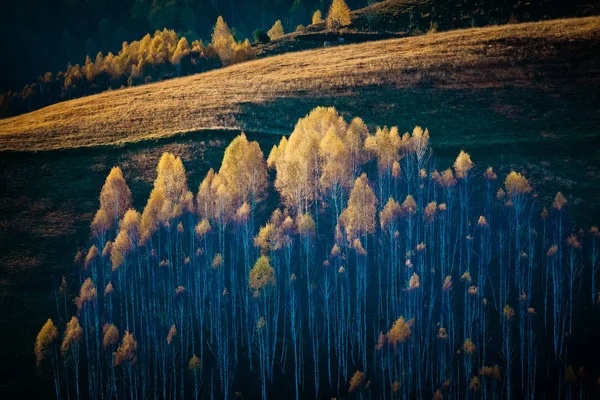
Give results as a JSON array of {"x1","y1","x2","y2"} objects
[
  {"x1": 211, "y1": 16, "x2": 236, "y2": 65},
  {"x1": 92, "y1": 167, "x2": 132, "y2": 242},
  {"x1": 312, "y1": 10, "x2": 323, "y2": 24},
  {"x1": 327, "y1": 0, "x2": 352, "y2": 31},
  {"x1": 268, "y1": 20, "x2": 285, "y2": 40}
]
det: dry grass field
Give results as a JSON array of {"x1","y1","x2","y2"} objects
[{"x1": 1, "y1": 16, "x2": 599, "y2": 152}]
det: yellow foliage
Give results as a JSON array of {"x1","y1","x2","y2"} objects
[
  {"x1": 255, "y1": 223, "x2": 281, "y2": 254},
  {"x1": 249, "y1": 255, "x2": 276, "y2": 294},
  {"x1": 102, "y1": 241, "x2": 112, "y2": 258},
  {"x1": 268, "y1": 20, "x2": 285, "y2": 40},
  {"x1": 102, "y1": 324, "x2": 119, "y2": 349},
  {"x1": 454, "y1": 151, "x2": 474, "y2": 179},
  {"x1": 348, "y1": 370, "x2": 364, "y2": 393},
  {"x1": 91, "y1": 208, "x2": 111, "y2": 238},
  {"x1": 365, "y1": 126, "x2": 401, "y2": 174},
  {"x1": 439, "y1": 168, "x2": 456, "y2": 188},
  {"x1": 267, "y1": 136, "x2": 287, "y2": 169},
  {"x1": 504, "y1": 171, "x2": 532, "y2": 198},
  {"x1": 443, "y1": 276, "x2": 453, "y2": 291},
  {"x1": 61, "y1": 317, "x2": 82, "y2": 354},
  {"x1": 312, "y1": 10, "x2": 323, "y2": 24},
  {"x1": 483, "y1": 167, "x2": 497, "y2": 180},
  {"x1": 195, "y1": 219, "x2": 211, "y2": 237},
  {"x1": 327, "y1": 0, "x2": 352, "y2": 30},
  {"x1": 408, "y1": 272, "x2": 421, "y2": 290},
  {"x1": 319, "y1": 127, "x2": 353, "y2": 193},
  {"x1": 35, "y1": 319, "x2": 58, "y2": 368},
  {"x1": 392, "y1": 161, "x2": 401, "y2": 178},
  {"x1": 338, "y1": 173, "x2": 376, "y2": 242},
  {"x1": 567, "y1": 234, "x2": 580, "y2": 249},
  {"x1": 503, "y1": 304, "x2": 515, "y2": 320},
  {"x1": 232, "y1": 39, "x2": 255, "y2": 64},
  {"x1": 352, "y1": 238, "x2": 367, "y2": 255},
  {"x1": 167, "y1": 324, "x2": 177, "y2": 345},
  {"x1": 380, "y1": 197, "x2": 401, "y2": 230},
  {"x1": 171, "y1": 37, "x2": 190, "y2": 65},
  {"x1": 218, "y1": 133, "x2": 268, "y2": 210},
  {"x1": 236, "y1": 202, "x2": 251, "y2": 222},
  {"x1": 211, "y1": 16, "x2": 236, "y2": 64},
  {"x1": 84, "y1": 245, "x2": 98, "y2": 270},
  {"x1": 114, "y1": 331, "x2": 137, "y2": 366},
  {"x1": 424, "y1": 201, "x2": 437, "y2": 223},
  {"x1": 401, "y1": 195, "x2": 417, "y2": 216},
  {"x1": 463, "y1": 338, "x2": 476, "y2": 354},
  {"x1": 273, "y1": 107, "x2": 348, "y2": 211},
  {"x1": 386, "y1": 316, "x2": 413, "y2": 346},
  {"x1": 410, "y1": 126, "x2": 430, "y2": 160},
  {"x1": 212, "y1": 253, "x2": 223, "y2": 269},
  {"x1": 97, "y1": 167, "x2": 132, "y2": 232},
  {"x1": 437, "y1": 327, "x2": 448, "y2": 339},
  {"x1": 189, "y1": 355, "x2": 201, "y2": 371},
  {"x1": 460, "y1": 272, "x2": 472, "y2": 283},
  {"x1": 76, "y1": 278, "x2": 97, "y2": 310},
  {"x1": 469, "y1": 376, "x2": 481, "y2": 391},
  {"x1": 553, "y1": 191, "x2": 567, "y2": 210},
  {"x1": 345, "y1": 117, "x2": 370, "y2": 174},
  {"x1": 111, "y1": 209, "x2": 141, "y2": 270},
  {"x1": 297, "y1": 213, "x2": 316, "y2": 237}
]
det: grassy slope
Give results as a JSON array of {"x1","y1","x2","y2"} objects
[{"x1": 1, "y1": 16, "x2": 599, "y2": 151}]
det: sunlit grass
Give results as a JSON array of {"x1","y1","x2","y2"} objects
[{"x1": 0, "y1": 16, "x2": 598, "y2": 151}]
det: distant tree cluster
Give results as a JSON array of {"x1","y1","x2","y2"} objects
[
  {"x1": 36, "y1": 106, "x2": 600, "y2": 399},
  {"x1": 0, "y1": 17, "x2": 255, "y2": 119}
]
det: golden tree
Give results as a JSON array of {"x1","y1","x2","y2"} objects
[
  {"x1": 140, "y1": 152, "x2": 192, "y2": 243},
  {"x1": 380, "y1": 197, "x2": 401, "y2": 230},
  {"x1": 339, "y1": 173, "x2": 376, "y2": 242},
  {"x1": 75, "y1": 278, "x2": 98, "y2": 310},
  {"x1": 218, "y1": 132, "x2": 268, "y2": 210},
  {"x1": 272, "y1": 107, "x2": 348, "y2": 212},
  {"x1": 111, "y1": 208, "x2": 141, "y2": 270},
  {"x1": 454, "y1": 150, "x2": 474, "y2": 179},
  {"x1": 365, "y1": 126, "x2": 401, "y2": 174},
  {"x1": 319, "y1": 127, "x2": 354, "y2": 205},
  {"x1": 35, "y1": 319, "x2": 59, "y2": 368},
  {"x1": 327, "y1": 0, "x2": 352, "y2": 30},
  {"x1": 312, "y1": 10, "x2": 323, "y2": 24},
  {"x1": 61, "y1": 317, "x2": 83, "y2": 354},
  {"x1": 249, "y1": 255, "x2": 276, "y2": 295},
  {"x1": 348, "y1": 370, "x2": 365, "y2": 393},
  {"x1": 102, "y1": 324, "x2": 119, "y2": 349},
  {"x1": 95, "y1": 167, "x2": 132, "y2": 234},
  {"x1": 504, "y1": 171, "x2": 532, "y2": 198},
  {"x1": 114, "y1": 331, "x2": 137, "y2": 366},
  {"x1": 268, "y1": 20, "x2": 285, "y2": 40},
  {"x1": 386, "y1": 316, "x2": 413, "y2": 347},
  {"x1": 232, "y1": 39, "x2": 255, "y2": 64},
  {"x1": 211, "y1": 16, "x2": 236, "y2": 64},
  {"x1": 344, "y1": 117, "x2": 370, "y2": 175}
]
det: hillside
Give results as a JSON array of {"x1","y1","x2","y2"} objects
[
  {"x1": 0, "y1": 16, "x2": 599, "y2": 152},
  {"x1": 256, "y1": 0, "x2": 600, "y2": 57}
]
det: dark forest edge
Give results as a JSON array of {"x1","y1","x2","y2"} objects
[
  {"x1": 35, "y1": 106, "x2": 600, "y2": 399},
  {"x1": 2, "y1": 0, "x2": 600, "y2": 119}
]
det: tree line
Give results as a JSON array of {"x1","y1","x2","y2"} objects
[
  {"x1": 35, "y1": 106, "x2": 600, "y2": 399},
  {"x1": 0, "y1": 0, "x2": 355, "y2": 119},
  {"x1": 0, "y1": 16, "x2": 256, "y2": 118}
]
